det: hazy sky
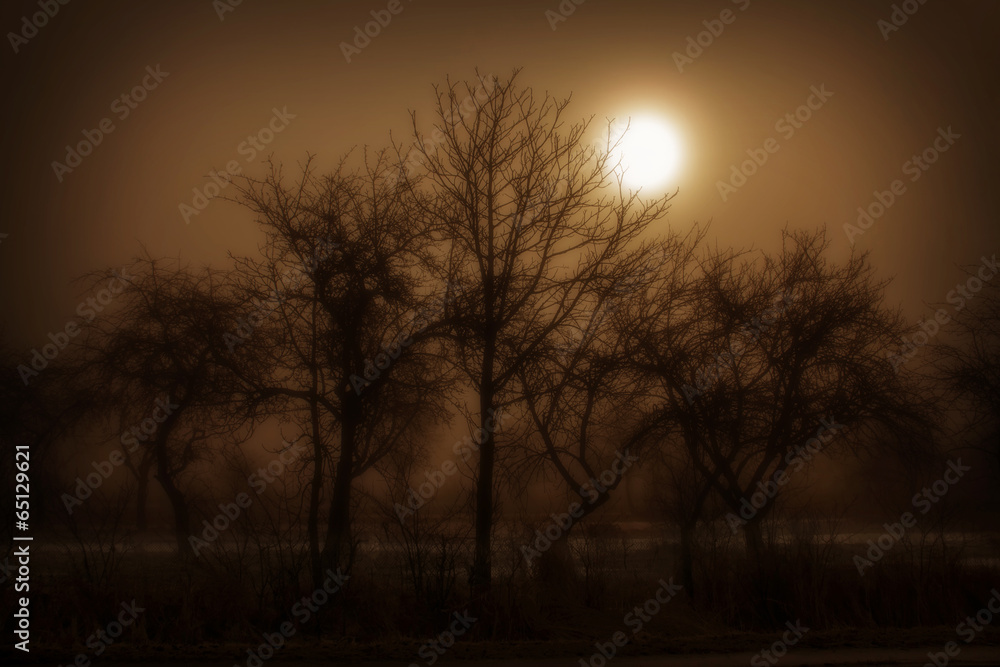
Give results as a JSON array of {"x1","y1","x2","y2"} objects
[{"x1": 2, "y1": 0, "x2": 998, "y2": 348}]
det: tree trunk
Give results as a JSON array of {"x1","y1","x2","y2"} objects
[
  {"x1": 743, "y1": 517, "x2": 764, "y2": 562},
  {"x1": 307, "y1": 396, "x2": 324, "y2": 588},
  {"x1": 153, "y1": 443, "x2": 192, "y2": 558},
  {"x1": 535, "y1": 531, "x2": 579, "y2": 604},
  {"x1": 135, "y1": 461, "x2": 150, "y2": 532},
  {"x1": 145, "y1": 396, "x2": 192, "y2": 558},
  {"x1": 471, "y1": 347, "x2": 496, "y2": 606},
  {"x1": 741, "y1": 515, "x2": 776, "y2": 624},
  {"x1": 680, "y1": 522, "x2": 696, "y2": 601},
  {"x1": 323, "y1": 405, "x2": 357, "y2": 576},
  {"x1": 123, "y1": 451, "x2": 153, "y2": 533}
]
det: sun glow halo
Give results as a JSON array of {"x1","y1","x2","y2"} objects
[{"x1": 610, "y1": 115, "x2": 683, "y2": 191}]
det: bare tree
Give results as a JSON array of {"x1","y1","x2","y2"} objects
[
  {"x1": 511, "y1": 230, "x2": 701, "y2": 565},
  {"x1": 620, "y1": 228, "x2": 936, "y2": 599},
  {"x1": 411, "y1": 69, "x2": 677, "y2": 602},
  {"x1": 1, "y1": 335, "x2": 91, "y2": 558},
  {"x1": 226, "y1": 152, "x2": 452, "y2": 587},
  {"x1": 75, "y1": 256, "x2": 250, "y2": 557},
  {"x1": 935, "y1": 274, "x2": 1000, "y2": 487}
]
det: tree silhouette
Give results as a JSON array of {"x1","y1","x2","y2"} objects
[
  {"x1": 410, "y1": 69, "x2": 677, "y2": 601},
  {"x1": 73, "y1": 256, "x2": 250, "y2": 557},
  {"x1": 227, "y1": 153, "x2": 452, "y2": 586},
  {"x1": 936, "y1": 275, "x2": 1000, "y2": 481},
  {"x1": 512, "y1": 229, "x2": 700, "y2": 570},
  {"x1": 620, "y1": 229, "x2": 936, "y2": 604}
]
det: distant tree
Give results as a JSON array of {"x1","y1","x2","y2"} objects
[
  {"x1": 410, "y1": 69, "x2": 677, "y2": 601},
  {"x1": 1, "y1": 335, "x2": 90, "y2": 547},
  {"x1": 74, "y1": 256, "x2": 249, "y2": 557},
  {"x1": 936, "y1": 274, "x2": 1000, "y2": 479},
  {"x1": 620, "y1": 229, "x2": 937, "y2": 598}
]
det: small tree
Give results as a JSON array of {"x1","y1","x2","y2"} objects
[
  {"x1": 75, "y1": 256, "x2": 249, "y2": 557},
  {"x1": 512, "y1": 230, "x2": 701, "y2": 568}
]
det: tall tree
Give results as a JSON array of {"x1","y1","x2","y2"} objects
[{"x1": 411, "y1": 70, "x2": 676, "y2": 600}]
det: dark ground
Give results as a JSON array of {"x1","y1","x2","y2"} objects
[{"x1": 5, "y1": 630, "x2": 1000, "y2": 666}]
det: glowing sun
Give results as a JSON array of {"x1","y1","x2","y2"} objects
[{"x1": 610, "y1": 116, "x2": 683, "y2": 191}]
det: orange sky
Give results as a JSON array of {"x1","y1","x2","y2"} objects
[{"x1": 2, "y1": 0, "x2": 999, "y2": 346}]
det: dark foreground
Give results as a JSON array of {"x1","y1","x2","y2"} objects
[
  {"x1": 7, "y1": 643, "x2": 1000, "y2": 667},
  {"x1": 8, "y1": 649, "x2": 1000, "y2": 667}
]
